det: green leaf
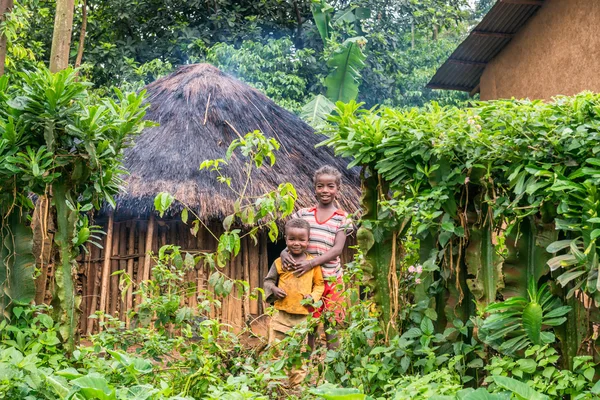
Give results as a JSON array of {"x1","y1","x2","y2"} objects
[
  {"x1": 154, "y1": 192, "x2": 174, "y2": 217},
  {"x1": 420, "y1": 317, "x2": 434, "y2": 336},
  {"x1": 583, "y1": 367, "x2": 595, "y2": 381},
  {"x1": 223, "y1": 214, "x2": 234, "y2": 231},
  {"x1": 325, "y1": 37, "x2": 367, "y2": 103},
  {"x1": 181, "y1": 208, "x2": 188, "y2": 224},
  {"x1": 300, "y1": 94, "x2": 335, "y2": 130},
  {"x1": 492, "y1": 376, "x2": 549, "y2": 400},
  {"x1": 546, "y1": 240, "x2": 572, "y2": 253},
  {"x1": 309, "y1": 385, "x2": 366, "y2": 400},
  {"x1": 45, "y1": 374, "x2": 70, "y2": 398},
  {"x1": 516, "y1": 358, "x2": 537, "y2": 374},
  {"x1": 268, "y1": 221, "x2": 278, "y2": 242},
  {"x1": 523, "y1": 302, "x2": 543, "y2": 345},
  {"x1": 71, "y1": 374, "x2": 116, "y2": 400},
  {"x1": 311, "y1": 1, "x2": 333, "y2": 43},
  {"x1": 591, "y1": 379, "x2": 600, "y2": 394},
  {"x1": 556, "y1": 270, "x2": 586, "y2": 287}
]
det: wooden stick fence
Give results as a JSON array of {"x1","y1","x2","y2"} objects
[{"x1": 77, "y1": 216, "x2": 355, "y2": 335}]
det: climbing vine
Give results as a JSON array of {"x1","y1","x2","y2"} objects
[{"x1": 322, "y1": 93, "x2": 600, "y2": 360}]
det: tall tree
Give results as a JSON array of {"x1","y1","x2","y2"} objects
[
  {"x1": 74, "y1": 0, "x2": 87, "y2": 68},
  {"x1": 49, "y1": 0, "x2": 75, "y2": 72},
  {"x1": 0, "y1": 0, "x2": 13, "y2": 76}
]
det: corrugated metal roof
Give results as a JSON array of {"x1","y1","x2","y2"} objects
[{"x1": 427, "y1": 0, "x2": 545, "y2": 93}]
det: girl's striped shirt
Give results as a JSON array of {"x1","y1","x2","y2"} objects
[{"x1": 292, "y1": 207, "x2": 353, "y2": 278}]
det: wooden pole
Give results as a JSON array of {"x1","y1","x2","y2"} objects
[
  {"x1": 125, "y1": 221, "x2": 135, "y2": 326},
  {"x1": 78, "y1": 248, "x2": 91, "y2": 333},
  {"x1": 242, "y1": 237, "x2": 250, "y2": 325},
  {"x1": 98, "y1": 212, "x2": 114, "y2": 328},
  {"x1": 135, "y1": 221, "x2": 146, "y2": 308},
  {"x1": 232, "y1": 249, "x2": 243, "y2": 331},
  {"x1": 142, "y1": 214, "x2": 155, "y2": 282},
  {"x1": 195, "y1": 220, "x2": 205, "y2": 313},
  {"x1": 259, "y1": 233, "x2": 268, "y2": 315},
  {"x1": 82, "y1": 245, "x2": 94, "y2": 333},
  {"x1": 118, "y1": 225, "x2": 127, "y2": 321},
  {"x1": 86, "y1": 243, "x2": 100, "y2": 335},
  {"x1": 109, "y1": 223, "x2": 121, "y2": 317},
  {"x1": 249, "y1": 240, "x2": 260, "y2": 315}
]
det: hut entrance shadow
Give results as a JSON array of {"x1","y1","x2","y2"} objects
[{"x1": 267, "y1": 239, "x2": 287, "y2": 270}]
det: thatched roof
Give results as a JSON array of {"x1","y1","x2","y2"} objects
[{"x1": 114, "y1": 64, "x2": 360, "y2": 220}]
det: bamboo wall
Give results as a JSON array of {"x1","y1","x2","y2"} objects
[{"x1": 78, "y1": 213, "x2": 355, "y2": 336}]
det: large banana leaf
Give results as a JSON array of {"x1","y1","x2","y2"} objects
[
  {"x1": 464, "y1": 225, "x2": 504, "y2": 308},
  {"x1": 325, "y1": 37, "x2": 367, "y2": 103},
  {"x1": 300, "y1": 94, "x2": 335, "y2": 131},
  {"x1": 0, "y1": 211, "x2": 35, "y2": 318},
  {"x1": 311, "y1": 0, "x2": 333, "y2": 43}
]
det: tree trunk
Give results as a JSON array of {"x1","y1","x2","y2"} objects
[
  {"x1": 74, "y1": 0, "x2": 87, "y2": 68},
  {"x1": 50, "y1": 0, "x2": 76, "y2": 72},
  {"x1": 0, "y1": 0, "x2": 13, "y2": 76},
  {"x1": 50, "y1": 181, "x2": 79, "y2": 354},
  {"x1": 292, "y1": 0, "x2": 303, "y2": 46}
]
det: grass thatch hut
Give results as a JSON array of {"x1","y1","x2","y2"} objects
[{"x1": 79, "y1": 64, "x2": 360, "y2": 334}]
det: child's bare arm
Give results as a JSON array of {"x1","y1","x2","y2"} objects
[
  {"x1": 280, "y1": 248, "x2": 296, "y2": 269},
  {"x1": 293, "y1": 231, "x2": 346, "y2": 277}
]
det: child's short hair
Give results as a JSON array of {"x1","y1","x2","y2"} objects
[
  {"x1": 313, "y1": 165, "x2": 342, "y2": 187},
  {"x1": 285, "y1": 218, "x2": 310, "y2": 235}
]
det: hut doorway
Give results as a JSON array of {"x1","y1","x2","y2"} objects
[{"x1": 267, "y1": 238, "x2": 287, "y2": 269}]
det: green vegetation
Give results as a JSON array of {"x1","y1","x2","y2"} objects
[
  {"x1": 0, "y1": 67, "x2": 150, "y2": 352},
  {"x1": 1, "y1": 0, "x2": 600, "y2": 399},
  {"x1": 12, "y1": 0, "x2": 483, "y2": 110},
  {"x1": 317, "y1": 92, "x2": 600, "y2": 397}
]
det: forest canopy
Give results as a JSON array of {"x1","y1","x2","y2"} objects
[{"x1": 13, "y1": 0, "x2": 494, "y2": 111}]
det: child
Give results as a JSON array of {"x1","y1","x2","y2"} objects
[
  {"x1": 263, "y1": 218, "x2": 324, "y2": 386},
  {"x1": 281, "y1": 165, "x2": 353, "y2": 350}
]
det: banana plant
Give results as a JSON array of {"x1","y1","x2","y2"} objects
[
  {"x1": 302, "y1": 2, "x2": 368, "y2": 129},
  {"x1": 479, "y1": 280, "x2": 571, "y2": 355}
]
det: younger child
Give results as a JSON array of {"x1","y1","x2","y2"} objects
[
  {"x1": 281, "y1": 165, "x2": 353, "y2": 350},
  {"x1": 263, "y1": 218, "x2": 324, "y2": 386}
]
